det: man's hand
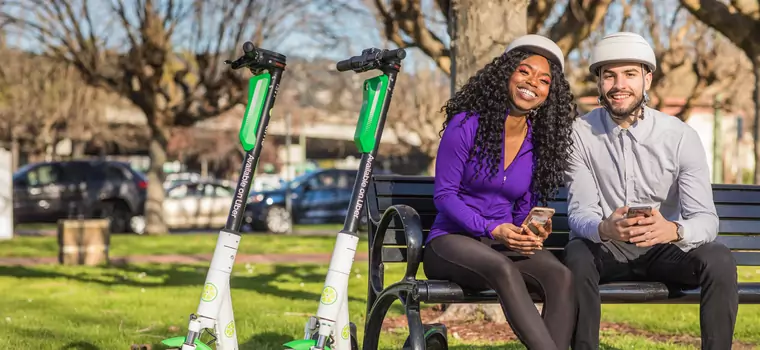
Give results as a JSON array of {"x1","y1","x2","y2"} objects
[
  {"x1": 598, "y1": 206, "x2": 642, "y2": 242},
  {"x1": 492, "y1": 223, "x2": 543, "y2": 255},
  {"x1": 627, "y1": 208, "x2": 679, "y2": 247}
]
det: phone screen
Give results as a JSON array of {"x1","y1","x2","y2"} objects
[
  {"x1": 627, "y1": 206, "x2": 652, "y2": 218},
  {"x1": 525, "y1": 207, "x2": 554, "y2": 235},
  {"x1": 529, "y1": 213, "x2": 551, "y2": 225}
]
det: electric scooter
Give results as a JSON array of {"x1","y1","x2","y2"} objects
[
  {"x1": 159, "y1": 41, "x2": 287, "y2": 350},
  {"x1": 282, "y1": 48, "x2": 406, "y2": 350}
]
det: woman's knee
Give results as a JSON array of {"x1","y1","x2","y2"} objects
[
  {"x1": 487, "y1": 259, "x2": 522, "y2": 282},
  {"x1": 538, "y1": 257, "x2": 575, "y2": 295},
  {"x1": 555, "y1": 262, "x2": 575, "y2": 290}
]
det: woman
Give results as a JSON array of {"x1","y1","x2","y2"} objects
[{"x1": 425, "y1": 34, "x2": 578, "y2": 350}]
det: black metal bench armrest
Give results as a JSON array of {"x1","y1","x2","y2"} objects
[{"x1": 369, "y1": 204, "x2": 424, "y2": 295}]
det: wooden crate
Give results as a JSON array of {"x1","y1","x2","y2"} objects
[{"x1": 57, "y1": 219, "x2": 110, "y2": 266}]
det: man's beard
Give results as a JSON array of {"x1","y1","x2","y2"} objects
[{"x1": 602, "y1": 92, "x2": 644, "y2": 119}]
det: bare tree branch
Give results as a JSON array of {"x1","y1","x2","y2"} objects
[
  {"x1": 370, "y1": 0, "x2": 451, "y2": 74},
  {"x1": 527, "y1": 0, "x2": 557, "y2": 33},
  {"x1": 0, "y1": 0, "x2": 342, "y2": 234},
  {"x1": 370, "y1": 0, "x2": 613, "y2": 77},
  {"x1": 548, "y1": 0, "x2": 614, "y2": 54},
  {"x1": 679, "y1": 0, "x2": 760, "y2": 55}
]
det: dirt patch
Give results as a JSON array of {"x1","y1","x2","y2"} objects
[
  {"x1": 382, "y1": 305, "x2": 758, "y2": 349},
  {"x1": 0, "y1": 252, "x2": 369, "y2": 266}
]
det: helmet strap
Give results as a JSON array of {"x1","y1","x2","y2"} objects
[{"x1": 636, "y1": 64, "x2": 649, "y2": 119}]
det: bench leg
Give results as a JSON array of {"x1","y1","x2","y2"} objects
[
  {"x1": 362, "y1": 282, "x2": 417, "y2": 350},
  {"x1": 404, "y1": 297, "x2": 425, "y2": 350}
]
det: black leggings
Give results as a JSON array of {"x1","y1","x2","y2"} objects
[{"x1": 423, "y1": 233, "x2": 576, "y2": 350}]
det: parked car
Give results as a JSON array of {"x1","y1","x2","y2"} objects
[
  {"x1": 12, "y1": 159, "x2": 147, "y2": 233},
  {"x1": 243, "y1": 168, "x2": 392, "y2": 233},
  {"x1": 129, "y1": 180, "x2": 236, "y2": 234},
  {"x1": 163, "y1": 172, "x2": 202, "y2": 190}
]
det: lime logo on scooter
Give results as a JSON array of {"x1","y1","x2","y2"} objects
[
  {"x1": 225, "y1": 320, "x2": 235, "y2": 338},
  {"x1": 320, "y1": 286, "x2": 338, "y2": 305},
  {"x1": 201, "y1": 282, "x2": 218, "y2": 302},
  {"x1": 341, "y1": 324, "x2": 350, "y2": 340}
]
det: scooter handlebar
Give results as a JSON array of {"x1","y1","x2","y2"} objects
[
  {"x1": 336, "y1": 48, "x2": 406, "y2": 72},
  {"x1": 225, "y1": 41, "x2": 287, "y2": 71}
]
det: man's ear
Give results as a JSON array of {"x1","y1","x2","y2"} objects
[{"x1": 644, "y1": 70, "x2": 653, "y2": 91}]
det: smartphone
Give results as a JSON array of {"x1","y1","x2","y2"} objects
[
  {"x1": 524, "y1": 207, "x2": 555, "y2": 235},
  {"x1": 627, "y1": 205, "x2": 653, "y2": 219}
]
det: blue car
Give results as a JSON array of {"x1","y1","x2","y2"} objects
[{"x1": 243, "y1": 168, "x2": 391, "y2": 233}]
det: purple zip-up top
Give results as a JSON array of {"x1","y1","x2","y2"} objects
[{"x1": 427, "y1": 111, "x2": 536, "y2": 244}]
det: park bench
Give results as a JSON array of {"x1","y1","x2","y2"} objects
[{"x1": 361, "y1": 174, "x2": 760, "y2": 349}]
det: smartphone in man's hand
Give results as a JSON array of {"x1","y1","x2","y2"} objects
[{"x1": 627, "y1": 205, "x2": 653, "y2": 219}]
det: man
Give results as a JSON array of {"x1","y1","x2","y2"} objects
[{"x1": 563, "y1": 32, "x2": 739, "y2": 350}]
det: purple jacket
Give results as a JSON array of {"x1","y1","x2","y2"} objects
[{"x1": 427, "y1": 111, "x2": 536, "y2": 243}]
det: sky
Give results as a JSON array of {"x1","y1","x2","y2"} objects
[
  {"x1": 2, "y1": 0, "x2": 433, "y2": 70},
  {"x1": 1, "y1": 0, "x2": 684, "y2": 77}
]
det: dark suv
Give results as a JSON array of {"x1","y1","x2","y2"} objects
[
  {"x1": 244, "y1": 168, "x2": 390, "y2": 233},
  {"x1": 12, "y1": 159, "x2": 147, "y2": 233}
]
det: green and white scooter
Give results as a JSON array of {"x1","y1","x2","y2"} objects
[
  {"x1": 282, "y1": 48, "x2": 406, "y2": 350},
  {"x1": 160, "y1": 41, "x2": 287, "y2": 350}
]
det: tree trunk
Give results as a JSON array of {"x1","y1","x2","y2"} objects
[
  {"x1": 10, "y1": 134, "x2": 18, "y2": 172},
  {"x1": 439, "y1": 0, "x2": 530, "y2": 325},
  {"x1": 143, "y1": 117, "x2": 170, "y2": 235},
  {"x1": 451, "y1": 0, "x2": 530, "y2": 90},
  {"x1": 753, "y1": 56, "x2": 760, "y2": 184},
  {"x1": 72, "y1": 141, "x2": 86, "y2": 158},
  {"x1": 426, "y1": 157, "x2": 436, "y2": 176}
]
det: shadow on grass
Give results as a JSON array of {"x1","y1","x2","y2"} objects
[
  {"x1": 449, "y1": 345, "x2": 526, "y2": 349},
  {"x1": 59, "y1": 342, "x2": 101, "y2": 350},
  {"x1": 600, "y1": 345, "x2": 624, "y2": 350},
  {"x1": 241, "y1": 331, "x2": 296, "y2": 349},
  {"x1": 447, "y1": 342, "x2": 622, "y2": 350},
  {"x1": 145, "y1": 332, "x2": 305, "y2": 350},
  {"x1": 0, "y1": 263, "x2": 364, "y2": 303}
]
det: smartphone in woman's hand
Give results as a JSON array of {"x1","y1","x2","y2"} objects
[{"x1": 523, "y1": 207, "x2": 555, "y2": 235}]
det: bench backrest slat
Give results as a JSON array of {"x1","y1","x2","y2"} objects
[{"x1": 367, "y1": 175, "x2": 760, "y2": 265}]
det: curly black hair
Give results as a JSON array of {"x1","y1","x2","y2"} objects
[{"x1": 440, "y1": 48, "x2": 578, "y2": 205}]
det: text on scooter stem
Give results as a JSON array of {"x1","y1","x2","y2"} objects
[
  {"x1": 352, "y1": 153, "x2": 374, "y2": 220},
  {"x1": 231, "y1": 154, "x2": 255, "y2": 219}
]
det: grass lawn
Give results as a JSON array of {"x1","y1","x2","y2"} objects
[
  {"x1": 0, "y1": 259, "x2": 759, "y2": 349},
  {"x1": 0, "y1": 230, "x2": 354, "y2": 258},
  {"x1": 15, "y1": 223, "x2": 344, "y2": 233}
]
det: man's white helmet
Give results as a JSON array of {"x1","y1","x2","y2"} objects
[
  {"x1": 589, "y1": 32, "x2": 656, "y2": 75},
  {"x1": 505, "y1": 34, "x2": 565, "y2": 72}
]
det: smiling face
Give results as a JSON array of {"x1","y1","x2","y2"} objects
[
  {"x1": 598, "y1": 62, "x2": 652, "y2": 117},
  {"x1": 508, "y1": 55, "x2": 552, "y2": 111}
]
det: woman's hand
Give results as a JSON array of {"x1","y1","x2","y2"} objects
[
  {"x1": 491, "y1": 223, "x2": 543, "y2": 255},
  {"x1": 522, "y1": 218, "x2": 552, "y2": 242}
]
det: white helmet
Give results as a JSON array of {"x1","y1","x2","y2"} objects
[
  {"x1": 505, "y1": 34, "x2": 565, "y2": 72},
  {"x1": 589, "y1": 32, "x2": 656, "y2": 75}
]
